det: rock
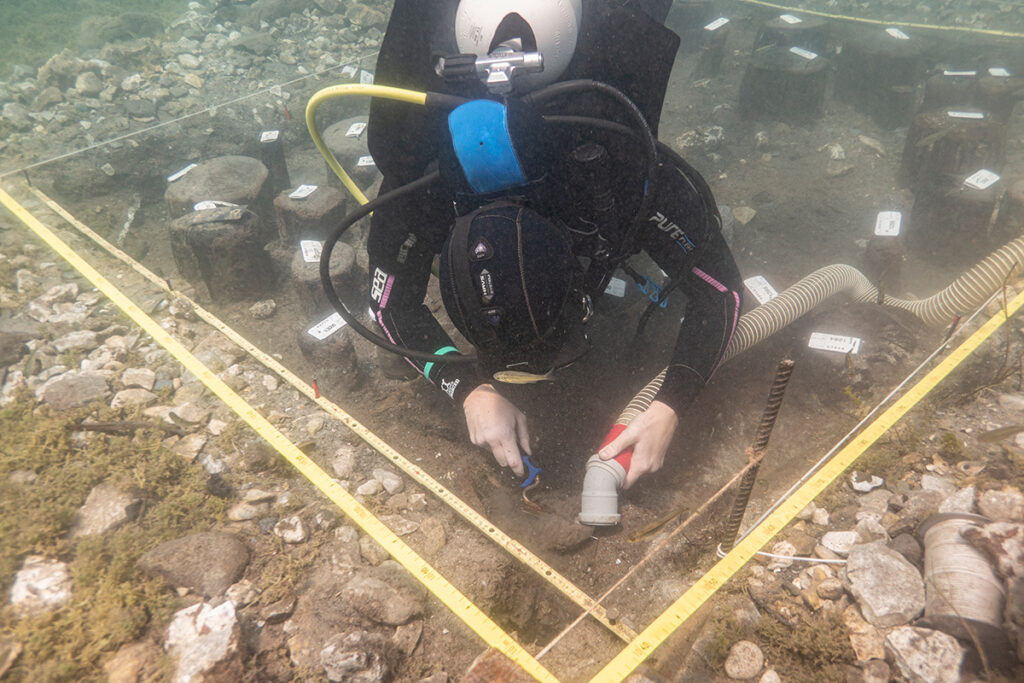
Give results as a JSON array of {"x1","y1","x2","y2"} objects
[
  {"x1": 843, "y1": 605, "x2": 885, "y2": 661},
  {"x1": 724, "y1": 640, "x2": 764, "y2": 679},
  {"x1": 178, "y1": 53, "x2": 201, "y2": 69},
  {"x1": 35, "y1": 370, "x2": 110, "y2": 410},
  {"x1": 844, "y1": 541, "x2": 925, "y2": 627},
  {"x1": 938, "y1": 486, "x2": 976, "y2": 513},
  {"x1": 850, "y1": 471, "x2": 884, "y2": 492},
  {"x1": 71, "y1": 482, "x2": 142, "y2": 537},
  {"x1": 899, "y1": 490, "x2": 944, "y2": 525},
  {"x1": 171, "y1": 433, "x2": 208, "y2": 462},
  {"x1": 889, "y1": 533, "x2": 922, "y2": 566},
  {"x1": 331, "y1": 445, "x2": 357, "y2": 479},
  {"x1": 75, "y1": 71, "x2": 104, "y2": 96},
  {"x1": 811, "y1": 507, "x2": 830, "y2": 526},
  {"x1": 166, "y1": 602, "x2": 244, "y2": 683},
  {"x1": 261, "y1": 596, "x2": 297, "y2": 624},
  {"x1": 104, "y1": 641, "x2": 162, "y2": 683},
  {"x1": 121, "y1": 73, "x2": 143, "y2": 91},
  {"x1": 343, "y1": 572, "x2": 424, "y2": 626},
  {"x1": 111, "y1": 388, "x2": 158, "y2": 409},
  {"x1": 816, "y1": 577, "x2": 845, "y2": 600},
  {"x1": 766, "y1": 540, "x2": 796, "y2": 570},
  {"x1": 883, "y1": 626, "x2": 963, "y2": 683},
  {"x1": 854, "y1": 517, "x2": 889, "y2": 544},
  {"x1": 374, "y1": 468, "x2": 404, "y2": 495},
  {"x1": 226, "y1": 579, "x2": 259, "y2": 608},
  {"x1": 417, "y1": 518, "x2": 447, "y2": 555},
  {"x1": 137, "y1": 532, "x2": 249, "y2": 597},
  {"x1": 274, "y1": 515, "x2": 308, "y2": 544},
  {"x1": 356, "y1": 478, "x2": 383, "y2": 496},
  {"x1": 249, "y1": 299, "x2": 276, "y2": 320},
  {"x1": 320, "y1": 631, "x2": 391, "y2": 682},
  {"x1": 122, "y1": 367, "x2": 156, "y2": 391},
  {"x1": 53, "y1": 329, "x2": 99, "y2": 352},
  {"x1": 8, "y1": 556, "x2": 72, "y2": 616},
  {"x1": 378, "y1": 515, "x2": 419, "y2": 537},
  {"x1": 359, "y1": 535, "x2": 389, "y2": 566},
  {"x1": 170, "y1": 401, "x2": 211, "y2": 427},
  {"x1": 392, "y1": 621, "x2": 422, "y2": 657},
  {"x1": 2, "y1": 103, "x2": 32, "y2": 130},
  {"x1": 978, "y1": 488, "x2": 1024, "y2": 522},
  {"x1": 759, "y1": 670, "x2": 780, "y2": 683},
  {"x1": 822, "y1": 530, "x2": 859, "y2": 556},
  {"x1": 228, "y1": 501, "x2": 267, "y2": 522},
  {"x1": 959, "y1": 521, "x2": 1024, "y2": 580},
  {"x1": 732, "y1": 206, "x2": 756, "y2": 225},
  {"x1": 997, "y1": 393, "x2": 1024, "y2": 412},
  {"x1": 920, "y1": 474, "x2": 956, "y2": 496},
  {"x1": 32, "y1": 86, "x2": 64, "y2": 111}
]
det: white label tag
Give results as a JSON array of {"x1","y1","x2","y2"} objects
[
  {"x1": 357, "y1": 155, "x2": 376, "y2": 167},
  {"x1": 341, "y1": 65, "x2": 358, "y2": 78},
  {"x1": 308, "y1": 312, "x2": 346, "y2": 340},
  {"x1": 885, "y1": 27, "x2": 910, "y2": 40},
  {"x1": 345, "y1": 121, "x2": 367, "y2": 137},
  {"x1": 964, "y1": 169, "x2": 1001, "y2": 190},
  {"x1": 167, "y1": 163, "x2": 197, "y2": 182},
  {"x1": 360, "y1": 70, "x2": 374, "y2": 85},
  {"x1": 193, "y1": 200, "x2": 239, "y2": 211},
  {"x1": 289, "y1": 184, "x2": 318, "y2": 199},
  {"x1": 779, "y1": 14, "x2": 802, "y2": 24},
  {"x1": 300, "y1": 240, "x2": 323, "y2": 263},
  {"x1": 260, "y1": 130, "x2": 280, "y2": 143},
  {"x1": 943, "y1": 69, "x2": 977, "y2": 77},
  {"x1": 874, "y1": 211, "x2": 902, "y2": 236},
  {"x1": 604, "y1": 277, "x2": 627, "y2": 298},
  {"x1": 947, "y1": 110, "x2": 985, "y2": 119},
  {"x1": 989, "y1": 67, "x2": 1011, "y2": 77},
  {"x1": 789, "y1": 46, "x2": 818, "y2": 61},
  {"x1": 809, "y1": 332, "x2": 861, "y2": 354},
  {"x1": 744, "y1": 276, "x2": 779, "y2": 304},
  {"x1": 704, "y1": 17, "x2": 730, "y2": 31}
]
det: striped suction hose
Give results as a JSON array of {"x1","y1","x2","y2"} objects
[
  {"x1": 617, "y1": 234, "x2": 1024, "y2": 424},
  {"x1": 580, "y1": 235, "x2": 1024, "y2": 525}
]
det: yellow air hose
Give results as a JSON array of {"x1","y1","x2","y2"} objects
[{"x1": 305, "y1": 83, "x2": 428, "y2": 206}]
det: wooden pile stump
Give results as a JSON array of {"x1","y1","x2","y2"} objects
[
  {"x1": 899, "y1": 110, "x2": 1006, "y2": 191},
  {"x1": 835, "y1": 27, "x2": 923, "y2": 129},
  {"x1": 909, "y1": 175, "x2": 1005, "y2": 264},
  {"x1": 994, "y1": 177, "x2": 1024, "y2": 245},
  {"x1": 979, "y1": 73, "x2": 1024, "y2": 124},
  {"x1": 738, "y1": 45, "x2": 829, "y2": 123},
  {"x1": 168, "y1": 206, "x2": 272, "y2": 302},
  {"x1": 753, "y1": 14, "x2": 830, "y2": 57},
  {"x1": 164, "y1": 155, "x2": 273, "y2": 240},
  {"x1": 322, "y1": 116, "x2": 381, "y2": 192},
  {"x1": 289, "y1": 241, "x2": 357, "y2": 320},
  {"x1": 273, "y1": 185, "x2": 348, "y2": 245},
  {"x1": 665, "y1": 0, "x2": 714, "y2": 54},
  {"x1": 693, "y1": 16, "x2": 731, "y2": 78},
  {"x1": 921, "y1": 70, "x2": 980, "y2": 113}
]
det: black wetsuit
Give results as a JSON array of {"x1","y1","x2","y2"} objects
[{"x1": 364, "y1": 0, "x2": 743, "y2": 416}]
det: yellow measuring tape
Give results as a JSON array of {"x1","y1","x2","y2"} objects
[
  {"x1": 22, "y1": 185, "x2": 635, "y2": 643},
  {"x1": 730, "y1": 0, "x2": 1024, "y2": 39},
  {"x1": 0, "y1": 185, "x2": 559, "y2": 682},
  {"x1": 591, "y1": 287, "x2": 1024, "y2": 680}
]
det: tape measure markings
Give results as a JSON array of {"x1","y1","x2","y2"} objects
[
  {"x1": 24, "y1": 185, "x2": 634, "y2": 643},
  {"x1": 591, "y1": 286, "x2": 1024, "y2": 680},
  {"x1": 0, "y1": 185, "x2": 560, "y2": 683}
]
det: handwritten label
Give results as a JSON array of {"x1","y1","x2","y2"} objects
[
  {"x1": 964, "y1": 169, "x2": 1001, "y2": 190},
  {"x1": 604, "y1": 277, "x2": 627, "y2": 298},
  {"x1": 357, "y1": 155, "x2": 376, "y2": 167},
  {"x1": 289, "y1": 184, "x2": 318, "y2": 199},
  {"x1": 167, "y1": 163, "x2": 197, "y2": 182},
  {"x1": 885, "y1": 27, "x2": 910, "y2": 40},
  {"x1": 779, "y1": 14, "x2": 803, "y2": 24},
  {"x1": 874, "y1": 211, "x2": 902, "y2": 236},
  {"x1": 341, "y1": 65, "x2": 358, "y2": 78},
  {"x1": 704, "y1": 17, "x2": 730, "y2": 31},
  {"x1": 360, "y1": 70, "x2": 374, "y2": 85},
  {"x1": 300, "y1": 240, "x2": 323, "y2": 263},
  {"x1": 259, "y1": 130, "x2": 280, "y2": 143},
  {"x1": 308, "y1": 313, "x2": 346, "y2": 340},
  {"x1": 947, "y1": 110, "x2": 985, "y2": 119},
  {"x1": 943, "y1": 69, "x2": 977, "y2": 77},
  {"x1": 809, "y1": 332, "x2": 861, "y2": 354},
  {"x1": 744, "y1": 276, "x2": 779, "y2": 305},
  {"x1": 989, "y1": 67, "x2": 1011, "y2": 77},
  {"x1": 346, "y1": 121, "x2": 367, "y2": 137},
  {"x1": 790, "y1": 46, "x2": 818, "y2": 61},
  {"x1": 193, "y1": 200, "x2": 239, "y2": 211}
]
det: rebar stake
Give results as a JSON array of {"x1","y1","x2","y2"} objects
[{"x1": 721, "y1": 359, "x2": 796, "y2": 552}]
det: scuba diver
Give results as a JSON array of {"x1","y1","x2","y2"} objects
[{"x1": 357, "y1": 0, "x2": 742, "y2": 490}]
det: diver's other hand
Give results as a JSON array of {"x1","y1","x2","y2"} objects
[
  {"x1": 596, "y1": 400, "x2": 678, "y2": 489},
  {"x1": 463, "y1": 384, "x2": 531, "y2": 477}
]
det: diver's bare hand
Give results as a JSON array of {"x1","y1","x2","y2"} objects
[
  {"x1": 596, "y1": 400, "x2": 678, "y2": 489},
  {"x1": 463, "y1": 384, "x2": 531, "y2": 476}
]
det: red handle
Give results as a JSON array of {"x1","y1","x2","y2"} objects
[{"x1": 600, "y1": 423, "x2": 633, "y2": 472}]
